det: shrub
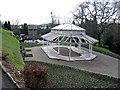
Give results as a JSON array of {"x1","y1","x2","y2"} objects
[
  {"x1": 20, "y1": 44, "x2": 25, "y2": 60},
  {"x1": 2, "y1": 52, "x2": 9, "y2": 61},
  {"x1": 23, "y1": 64, "x2": 49, "y2": 89}
]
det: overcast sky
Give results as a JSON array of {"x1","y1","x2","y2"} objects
[{"x1": 0, "y1": 0, "x2": 86, "y2": 25}]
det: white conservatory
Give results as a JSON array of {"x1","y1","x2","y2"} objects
[{"x1": 41, "y1": 23, "x2": 98, "y2": 61}]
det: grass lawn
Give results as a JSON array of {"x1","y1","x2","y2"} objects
[
  {"x1": 25, "y1": 61, "x2": 119, "y2": 88},
  {"x1": 2, "y1": 29, "x2": 24, "y2": 70},
  {"x1": 93, "y1": 46, "x2": 120, "y2": 59},
  {"x1": 83, "y1": 45, "x2": 120, "y2": 60}
]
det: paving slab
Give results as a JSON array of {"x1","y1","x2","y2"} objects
[{"x1": 41, "y1": 46, "x2": 97, "y2": 61}]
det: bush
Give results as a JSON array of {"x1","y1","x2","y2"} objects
[
  {"x1": 2, "y1": 52, "x2": 9, "y2": 61},
  {"x1": 20, "y1": 44, "x2": 26, "y2": 60},
  {"x1": 23, "y1": 64, "x2": 49, "y2": 89}
]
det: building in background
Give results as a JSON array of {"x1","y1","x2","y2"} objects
[
  {"x1": 11, "y1": 24, "x2": 51, "y2": 39},
  {"x1": 27, "y1": 24, "x2": 38, "y2": 38}
]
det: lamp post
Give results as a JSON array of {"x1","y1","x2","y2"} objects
[{"x1": 50, "y1": 12, "x2": 53, "y2": 28}]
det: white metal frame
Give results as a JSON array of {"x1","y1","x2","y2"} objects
[{"x1": 41, "y1": 24, "x2": 98, "y2": 60}]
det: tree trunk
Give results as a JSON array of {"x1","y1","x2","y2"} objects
[{"x1": 97, "y1": 34, "x2": 101, "y2": 45}]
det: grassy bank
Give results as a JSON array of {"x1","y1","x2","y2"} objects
[
  {"x1": 93, "y1": 46, "x2": 120, "y2": 59},
  {"x1": 83, "y1": 45, "x2": 120, "y2": 60},
  {"x1": 2, "y1": 29, "x2": 24, "y2": 70},
  {"x1": 25, "y1": 61, "x2": 119, "y2": 88}
]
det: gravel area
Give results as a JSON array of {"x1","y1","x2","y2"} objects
[{"x1": 54, "y1": 47, "x2": 81, "y2": 57}]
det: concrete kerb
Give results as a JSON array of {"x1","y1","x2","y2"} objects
[
  {"x1": 41, "y1": 46, "x2": 97, "y2": 61},
  {"x1": 0, "y1": 62, "x2": 21, "y2": 89}
]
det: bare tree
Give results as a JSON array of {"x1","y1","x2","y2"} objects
[
  {"x1": 11, "y1": 20, "x2": 20, "y2": 34},
  {"x1": 73, "y1": 0, "x2": 118, "y2": 44},
  {"x1": 117, "y1": 1, "x2": 120, "y2": 23},
  {"x1": 91, "y1": 1, "x2": 118, "y2": 44},
  {"x1": 50, "y1": 12, "x2": 60, "y2": 28},
  {"x1": 12, "y1": 20, "x2": 20, "y2": 25},
  {"x1": 72, "y1": 2, "x2": 89, "y2": 25}
]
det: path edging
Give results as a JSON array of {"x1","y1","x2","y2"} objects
[{"x1": 0, "y1": 62, "x2": 21, "y2": 89}]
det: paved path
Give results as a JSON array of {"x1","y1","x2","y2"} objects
[
  {"x1": 25, "y1": 46, "x2": 119, "y2": 78},
  {"x1": 0, "y1": 50, "x2": 17, "y2": 89},
  {"x1": 0, "y1": 66, "x2": 2, "y2": 90},
  {"x1": 0, "y1": 67, "x2": 17, "y2": 89}
]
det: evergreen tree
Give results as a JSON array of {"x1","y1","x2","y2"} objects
[
  {"x1": 4, "y1": 21, "x2": 8, "y2": 29},
  {"x1": 23, "y1": 23, "x2": 28, "y2": 35},
  {"x1": 0, "y1": 20, "x2": 1, "y2": 28},
  {"x1": 8, "y1": 21, "x2": 11, "y2": 30}
]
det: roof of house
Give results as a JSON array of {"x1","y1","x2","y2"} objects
[{"x1": 27, "y1": 25, "x2": 38, "y2": 29}]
